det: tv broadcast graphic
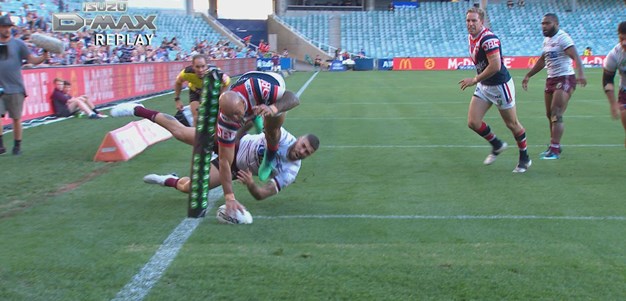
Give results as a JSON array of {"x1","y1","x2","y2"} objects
[{"x1": 1, "y1": 1, "x2": 625, "y2": 300}]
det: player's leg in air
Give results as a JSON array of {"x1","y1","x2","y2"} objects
[
  {"x1": 110, "y1": 102, "x2": 195, "y2": 145},
  {"x1": 258, "y1": 112, "x2": 286, "y2": 180},
  {"x1": 143, "y1": 157, "x2": 223, "y2": 192}
]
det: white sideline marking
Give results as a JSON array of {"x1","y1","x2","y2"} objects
[
  {"x1": 296, "y1": 71, "x2": 319, "y2": 97},
  {"x1": 322, "y1": 144, "x2": 624, "y2": 149},
  {"x1": 255, "y1": 214, "x2": 626, "y2": 221},
  {"x1": 113, "y1": 72, "x2": 319, "y2": 301},
  {"x1": 112, "y1": 188, "x2": 222, "y2": 301}
]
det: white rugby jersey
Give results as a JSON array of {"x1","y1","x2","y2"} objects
[
  {"x1": 603, "y1": 43, "x2": 626, "y2": 90},
  {"x1": 543, "y1": 29, "x2": 575, "y2": 78},
  {"x1": 236, "y1": 128, "x2": 301, "y2": 191}
]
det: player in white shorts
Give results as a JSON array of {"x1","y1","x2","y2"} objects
[
  {"x1": 522, "y1": 13, "x2": 587, "y2": 160},
  {"x1": 144, "y1": 128, "x2": 319, "y2": 201},
  {"x1": 109, "y1": 102, "x2": 318, "y2": 200},
  {"x1": 459, "y1": 7, "x2": 531, "y2": 173},
  {"x1": 602, "y1": 21, "x2": 626, "y2": 148}
]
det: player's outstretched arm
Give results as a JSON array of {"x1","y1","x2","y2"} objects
[
  {"x1": 218, "y1": 144, "x2": 246, "y2": 213},
  {"x1": 236, "y1": 169, "x2": 278, "y2": 200}
]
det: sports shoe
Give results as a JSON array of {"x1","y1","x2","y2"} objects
[
  {"x1": 110, "y1": 102, "x2": 143, "y2": 117},
  {"x1": 143, "y1": 173, "x2": 177, "y2": 186},
  {"x1": 0, "y1": 146, "x2": 6, "y2": 155},
  {"x1": 483, "y1": 142, "x2": 508, "y2": 165},
  {"x1": 96, "y1": 113, "x2": 108, "y2": 118},
  {"x1": 540, "y1": 146, "x2": 562, "y2": 157},
  {"x1": 512, "y1": 159, "x2": 532, "y2": 173},
  {"x1": 12, "y1": 147, "x2": 21, "y2": 155},
  {"x1": 258, "y1": 151, "x2": 274, "y2": 181},
  {"x1": 540, "y1": 151, "x2": 560, "y2": 160},
  {"x1": 88, "y1": 113, "x2": 103, "y2": 119}
]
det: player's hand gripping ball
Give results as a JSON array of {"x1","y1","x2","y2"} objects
[{"x1": 216, "y1": 205, "x2": 253, "y2": 225}]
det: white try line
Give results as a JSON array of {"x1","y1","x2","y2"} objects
[
  {"x1": 322, "y1": 143, "x2": 624, "y2": 149},
  {"x1": 254, "y1": 214, "x2": 626, "y2": 221},
  {"x1": 112, "y1": 188, "x2": 222, "y2": 301},
  {"x1": 112, "y1": 71, "x2": 320, "y2": 301}
]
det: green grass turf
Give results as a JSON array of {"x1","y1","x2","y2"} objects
[{"x1": 1, "y1": 69, "x2": 624, "y2": 300}]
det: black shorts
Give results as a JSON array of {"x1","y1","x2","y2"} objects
[
  {"x1": 189, "y1": 88, "x2": 202, "y2": 103},
  {"x1": 55, "y1": 106, "x2": 79, "y2": 118},
  {"x1": 210, "y1": 156, "x2": 240, "y2": 180}
]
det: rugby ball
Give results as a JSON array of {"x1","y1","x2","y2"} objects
[{"x1": 216, "y1": 204, "x2": 253, "y2": 225}]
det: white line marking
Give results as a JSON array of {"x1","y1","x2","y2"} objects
[
  {"x1": 296, "y1": 71, "x2": 319, "y2": 97},
  {"x1": 111, "y1": 189, "x2": 222, "y2": 301},
  {"x1": 322, "y1": 144, "x2": 623, "y2": 149},
  {"x1": 113, "y1": 71, "x2": 320, "y2": 301},
  {"x1": 255, "y1": 214, "x2": 626, "y2": 221}
]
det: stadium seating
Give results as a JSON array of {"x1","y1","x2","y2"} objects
[{"x1": 281, "y1": 0, "x2": 624, "y2": 58}]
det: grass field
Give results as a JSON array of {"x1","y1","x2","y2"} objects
[{"x1": 1, "y1": 69, "x2": 625, "y2": 300}]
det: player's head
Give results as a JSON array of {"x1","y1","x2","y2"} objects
[
  {"x1": 542, "y1": 13, "x2": 559, "y2": 37},
  {"x1": 465, "y1": 7, "x2": 486, "y2": 37},
  {"x1": 288, "y1": 134, "x2": 320, "y2": 161},
  {"x1": 618, "y1": 21, "x2": 626, "y2": 51},
  {"x1": 219, "y1": 91, "x2": 246, "y2": 123},
  {"x1": 191, "y1": 54, "x2": 208, "y2": 77}
]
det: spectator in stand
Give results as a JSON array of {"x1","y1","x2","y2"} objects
[
  {"x1": 258, "y1": 39, "x2": 270, "y2": 54},
  {"x1": 507, "y1": 0, "x2": 514, "y2": 8},
  {"x1": 583, "y1": 46, "x2": 592, "y2": 56},
  {"x1": 271, "y1": 52, "x2": 281, "y2": 72},
  {"x1": 358, "y1": 48, "x2": 366, "y2": 58},
  {"x1": 282, "y1": 48, "x2": 289, "y2": 57},
  {"x1": 314, "y1": 55, "x2": 322, "y2": 70},
  {"x1": 518, "y1": 0, "x2": 525, "y2": 6}
]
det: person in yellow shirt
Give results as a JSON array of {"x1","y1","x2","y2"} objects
[
  {"x1": 174, "y1": 54, "x2": 230, "y2": 126},
  {"x1": 583, "y1": 46, "x2": 592, "y2": 56}
]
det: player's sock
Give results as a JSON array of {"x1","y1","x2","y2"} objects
[
  {"x1": 253, "y1": 115, "x2": 264, "y2": 134},
  {"x1": 0, "y1": 135, "x2": 5, "y2": 154},
  {"x1": 549, "y1": 140, "x2": 561, "y2": 154},
  {"x1": 0, "y1": 135, "x2": 4, "y2": 148},
  {"x1": 258, "y1": 143, "x2": 279, "y2": 181},
  {"x1": 134, "y1": 106, "x2": 159, "y2": 122},
  {"x1": 265, "y1": 143, "x2": 279, "y2": 164},
  {"x1": 164, "y1": 177, "x2": 180, "y2": 188},
  {"x1": 474, "y1": 122, "x2": 503, "y2": 149},
  {"x1": 515, "y1": 130, "x2": 529, "y2": 161}
]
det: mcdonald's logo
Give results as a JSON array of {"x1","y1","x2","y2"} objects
[
  {"x1": 424, "y1": 58, "x2": 435, "y2": 70},
  {"x1": 398, "y1": 59, "x2": 412, "y2": 70},
  {"x1": 527, "y1": 57, "x2": 539, "y2": 68}
]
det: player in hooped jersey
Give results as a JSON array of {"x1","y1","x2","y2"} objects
[
  {"x1": 602, "y1": 21, "x2": 626, "y2": 148},
  {"x1": 459, "y1": 7, "x2": 531, "y2": 173},
  {"x1": 522, "y1": 13, "x2": 587, "y2": 160},
  {"x1": 217, "y1": 71, "x2": 301, "y2": 215}
]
